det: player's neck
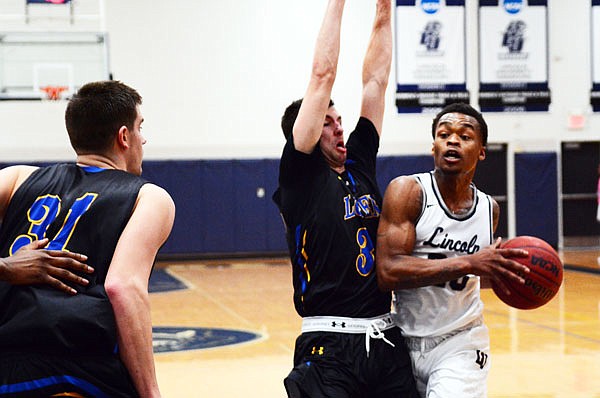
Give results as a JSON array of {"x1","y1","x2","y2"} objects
[
  {"x1": 331, "y1": 164, "x2": 345, "y2": 174},
  {"x1": 76, "y1": 154, "x2": 120, "y2": 171},
  {"x1": 434, "y1": 171, "x2": 474, "y2": 203}
]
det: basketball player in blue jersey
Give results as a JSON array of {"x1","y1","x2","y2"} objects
[
  {"x1": 0, "y1": 80, "x2": 175, "y2": 397},
  {"x1": 273, "y1": 1, "x2": 418, "y2": 397},
  {"x1": 376, "y1": 102, "x2": 530, "y2": 397}
]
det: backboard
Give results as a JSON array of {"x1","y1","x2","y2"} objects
[{"x1": 0, "y1": 31, "x2": 110, "y2": 100}]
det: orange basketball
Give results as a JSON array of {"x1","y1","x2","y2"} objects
[{"x1": 492, "y1": 236, "x2": 563, "y2": 310}]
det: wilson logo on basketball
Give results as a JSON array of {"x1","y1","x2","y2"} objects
[
  {"x1": 524, "y1": 277, "x2": 555, "y2": 300},
  {"x1": 530, "y1": 255, "x2": 560, "y2": 278},
  {"x1": 493, "y1": 236, "x2": 564, "y2": 310}
]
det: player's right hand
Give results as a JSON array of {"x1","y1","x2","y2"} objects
[
  {"x1": 0, "y1": 238, "x2": 93, "y2": 295},
  {"x1": 469, "y1": 237, "x2": 530, "y2": 296}
]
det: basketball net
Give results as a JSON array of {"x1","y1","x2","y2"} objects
[{"x1": 40, "y1": 85, "x2": 68, "y2": 100}]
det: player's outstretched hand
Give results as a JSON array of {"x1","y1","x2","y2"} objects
[
  {"x1": 0, "y1": 238, "x2": 93, "y2": 295},
  {"x1": 469, "y1": 238, "x2": 530, "y2": 296}
]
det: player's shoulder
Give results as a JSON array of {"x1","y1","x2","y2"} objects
[
  {"x1": 386, "y1": 174, "x2": 422, "y2": 197},
  {"x1": 139, "y1": 183, "x2": 174, "y2": 206},
  {"x1": 381, "y1": 174, "x2": 424, "y2": 218},
  {"x1": 0, "y1": 164, "x2": 38, "y2": 177},
  {"x1": 133, "y1": 183, "x2": 175, "y2": 226},
  {"x1": 0, "y1": 164, "x2": 39, "y2": 188}
]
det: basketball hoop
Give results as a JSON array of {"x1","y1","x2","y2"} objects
[{"x1": 40, "y1": 85, "x2": 68, "y2": 100}]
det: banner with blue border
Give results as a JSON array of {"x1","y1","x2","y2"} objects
[
  {"x1": 395, "y1": 0, "x2": 469, "y2": 113},
  {"x1": 478, "y1": 0, "x2": 550, "y2": 112},
  {"x1": 592, "y1": 1, "x2": 600, "y2": 111}
]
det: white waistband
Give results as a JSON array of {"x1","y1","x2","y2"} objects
[
  {"x1": 301, "y1": 314, "x2": 396, "y2": 357},
  {"x1": 403, "y1": 317, "x2": 483, "y2": 352},
  {"x1": 301, "y1": 314, "x2": 395, "y2": 334}
]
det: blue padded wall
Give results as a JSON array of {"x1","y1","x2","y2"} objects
[
  {"x1": 142, "y1": 159, "x2": 287, "y2": 257},
  {"x1": 0, "y1": 153, "x2": 559, "y2": 256},
  {"x1": 376, "y1": 155, "x2": 433, "y2": 191},
  {"x1": 144, "y1": 156, "x2": 435, "y2": 257},
  {"x1": 514, "y1": 152, "x2": 558, "y2": 247}
]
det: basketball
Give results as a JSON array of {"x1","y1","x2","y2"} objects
[{"x1": 492, "y1": 236, "x2": 563, "y2": 310}]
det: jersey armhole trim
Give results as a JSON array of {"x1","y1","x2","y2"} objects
[{"x1": 414, "y1": 174, "x2": 427, "y2": 225}]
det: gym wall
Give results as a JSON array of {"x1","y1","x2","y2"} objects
[{"x1": 0, "y1": 0, "x2": 595, "y2": 255}]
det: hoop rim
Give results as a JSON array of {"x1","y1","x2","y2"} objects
[{"x1": 40, "y1": 85, "x2": 69, "y2": 100}]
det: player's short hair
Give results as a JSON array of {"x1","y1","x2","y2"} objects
[
  {"x1": 65, "y1": 80, "x2": 142, "y2": 154},
  {"x1": 431, "y1": 102, "x2": 488, "y2": 146},
  {"x1": 281, "y1": 98, "x2": 335, "y2": 141}
]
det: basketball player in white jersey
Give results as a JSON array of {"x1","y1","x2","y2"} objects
[{"x1": 376, "y1": 102, "x2": 530, "y2": 397}]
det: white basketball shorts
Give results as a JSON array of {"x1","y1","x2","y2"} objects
[{"x1": 405, "y1": 322, "x2": 490, "y2": 398}]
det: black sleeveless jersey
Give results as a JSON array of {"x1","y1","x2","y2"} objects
[
  {"x1": 0, "y1": 164, "x2": 147, "y2": 355},
  {"x1": 273, "y1": 117, "x2": 391, "y2": 318}
]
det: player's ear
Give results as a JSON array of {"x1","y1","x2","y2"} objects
[
  {"x1": 116, "y1": 125, "x2": 129, "y2": 149},
  {"x1": 479, "y1": 146, "x2": 486, "y2": 161}
]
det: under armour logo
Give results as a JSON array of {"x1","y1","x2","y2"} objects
[
  {"x1": 331, "y1": 321, "x2": 346, "y2": 328},
  {"x1": 311, "y1": 346, "x2": 324, "y2": 355},
  {"x1": 475, "y1": 350, "x2": 488, "y2": 369}
]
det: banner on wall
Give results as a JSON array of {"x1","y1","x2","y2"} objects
[
  {"x1": 395, "y1": 0, "x2": 469, "y2": 113},
  {"x1": 478, "y1": 0, "x2": 550, "y2": 112},
  {"x1": 592, "y1": 0, "x2": 600, "y2": 111}
]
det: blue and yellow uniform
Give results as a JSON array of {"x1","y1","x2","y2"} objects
[
  {"x1": 274, "y1": 118, "x2": 417, "y2": 398},
  {"x1": 0, "y1": 164, "x2": 146, "y2": 397}
]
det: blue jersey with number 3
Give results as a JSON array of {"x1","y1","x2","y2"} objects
[
  {"x1": 274, "y1": 117, "x2": 390, "y2": 318},
  {"x1": 0, "y1": 163, "x2": 146, "y2": 355}
]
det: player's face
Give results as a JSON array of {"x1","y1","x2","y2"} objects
[
  {"x1": 319, "y1": 106, "x2": 346, "y2": 171},
  {"x1": 432, "y1": 112, "x2": 485, "y2": 176},
  {"x1": 126, "y1": 105, "x2": 146, "y2": 176}
]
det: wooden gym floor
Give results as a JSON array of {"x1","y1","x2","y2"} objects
[{"x1": 151, "y1": 248, "x2": 600, "y2": 398}]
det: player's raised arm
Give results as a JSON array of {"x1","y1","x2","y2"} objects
[
  {"x1": 360, "y1": 0, "x2": 392, "y2": 135},
  {"x1": 292, "y1": 0, "x2": 345, "y2": 154}
]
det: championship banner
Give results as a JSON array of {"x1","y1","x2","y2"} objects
[
  {"x1": 395, "y1": 0, "x2": 469, "y2": 113},
  {"x1": 592, "y1": 0, "x2": 600, "y2": 111},
  {"x1": 478, "y1": 0, "x2": 550, "y2": 112}
]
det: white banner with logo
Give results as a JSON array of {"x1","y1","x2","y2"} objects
[
  {"x1": 395, "y1": 0, "x2": 468, "y2": 113},
  {"x1": 592, "y1": 0, "x2": 600, "y2": 111},
  {"x1": 478, "y1": 0, "x2": 550, "y2": 112}
]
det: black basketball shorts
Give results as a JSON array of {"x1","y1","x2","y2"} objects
[
  {"x1": 284, "y1": 327, "x2": 419, "y2": 398},
  {"x1": 0, "y1": 351, "x2": 138, "y2": 398}
]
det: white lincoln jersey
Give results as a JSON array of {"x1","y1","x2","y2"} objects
[{"x1": 392, "y1": 172, "x2": 494, "y2": 337}]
